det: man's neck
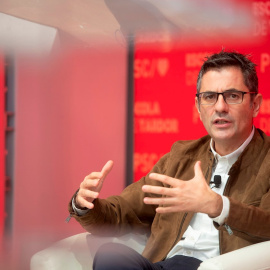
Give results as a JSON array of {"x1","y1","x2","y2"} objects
[{"x1": 214, "y1": 143, "x2": 240, "y2": 156}]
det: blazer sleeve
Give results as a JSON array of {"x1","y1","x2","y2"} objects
[
  {"x1": 68, "y1": 153, "x2": 170, "y2": 237},
  {"x1": 216, "y1": 149, "x2": 270, "y2": 242}
]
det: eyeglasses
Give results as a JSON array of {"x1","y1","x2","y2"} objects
[{"x1": 196, "y1": 90, "x2": 257, "y2": 105}]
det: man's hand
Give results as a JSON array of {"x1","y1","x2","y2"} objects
[
  {"x1": 142, "y1": 161, "x2": 222, "y2": 217},
  {"x1": 75, "y1": 160, "x2": 114, "y2": 209}
]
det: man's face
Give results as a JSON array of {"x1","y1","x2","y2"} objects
[{"x1": 195, "y1": 66, "x2": 262, "y2": 155}]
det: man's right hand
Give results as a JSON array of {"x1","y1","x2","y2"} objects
[{"x1": 75, "y1": 160, "x2": 114, "y2": 209}]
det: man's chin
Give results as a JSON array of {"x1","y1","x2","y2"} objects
[{"x1": 210, "y1": 131, "x2": 234, "y2": 142}]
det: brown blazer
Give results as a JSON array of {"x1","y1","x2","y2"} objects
[{"x1": 68, "y1": 128, "x2": 270, "y2": 262}]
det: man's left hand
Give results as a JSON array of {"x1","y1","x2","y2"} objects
[{"x1": 142, "y1": 161, "x2": 223, "y2": 217}]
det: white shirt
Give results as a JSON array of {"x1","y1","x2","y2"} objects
[{"x1": 166, "y1": 127, "x2": 255, "y2": 261}]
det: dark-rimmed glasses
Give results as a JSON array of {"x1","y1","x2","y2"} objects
[{"x1": 196, "y1": 90, "x2": 257, "y2": 105}]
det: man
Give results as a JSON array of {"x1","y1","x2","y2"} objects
[{"x1": 68, "y1": 51, "x2": 270, "y2": 270}]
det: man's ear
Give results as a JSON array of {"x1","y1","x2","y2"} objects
[
  {"x1": 252, "y1": 93, "x2": 263, "y2": 118},
  {"x1": 195, "y1": 97, "x2": 201, "y2": 119}
]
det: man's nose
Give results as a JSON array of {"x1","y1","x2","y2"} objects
[{"x1": 214, "y1": 94, "x2": 229, "y2": 111}]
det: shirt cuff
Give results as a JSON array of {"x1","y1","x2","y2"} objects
[
  {"x1": 72, "y1": 197, "x2": 90, "y2": 216},
  {"x1": 212, "y1": 196, "x2": 230, "y2": 225}
]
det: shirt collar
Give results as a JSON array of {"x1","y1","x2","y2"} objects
[{"x1": 210, "y1": 126, "x2": 255, "y2": 166}]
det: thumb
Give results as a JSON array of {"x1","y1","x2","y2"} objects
[
  {"x1": 100, "y1": 160, "x2": 114, "y2": 181},
  {"x1": 193, "y1": 161, "x2": 204, "y2": 180}
]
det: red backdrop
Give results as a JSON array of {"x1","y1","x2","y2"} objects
[{"x1": 134, "y1": 0, "x2": 270, "y2": 181}]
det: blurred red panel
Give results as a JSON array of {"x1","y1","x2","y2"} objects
[{"x1": 0, "y1": 54, "x2": 4, "y2": 247}]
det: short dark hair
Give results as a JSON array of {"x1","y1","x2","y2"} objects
[{"x1": 196, "y1": 51, "x2": 258, "y2": 94}]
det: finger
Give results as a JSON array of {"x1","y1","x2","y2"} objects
[
  {"x1": 85, "y1": 172, "x2": 103, "y2": 181},
  {"x1": 77, "y1": 196, "x2": 95, "y2": 209},
  {"x1": 100, "y1": 160, "x2": 114, "y2": 180},
  {"x1": 84, "y1": 161, "x2": 113, "y2": 181},
  {"x1": 144, "y1": 196, "x2": 176, "y2": 205},
  {"x1": 82, "y1": 178, "x2": 102, "y2": 189},
  {"x1": 142, "y1": 185, "x2": 174, "y2": 196},
  {"x1": 149, "y1": 173, "x2": 177, "y2": 186},
  {"x1": 81, "y1": 178, "x2": 97, "y2": 189},
  {"x1": 78, "y1": 188, "x2": 99, "y2": 200},
  {"x1": 194, "y1": 161, "x2": 204, "y2": 179}
]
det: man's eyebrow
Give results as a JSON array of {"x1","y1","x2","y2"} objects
[
  {"x1": 203, "y1": 88, "x2": 240, "y2": 93},
  {"x1": 201, "y1": 88, "x2": 239, "y2": 93},
  {"x1": 223, "y1": 88, "x2": 239, "y2": 92}
]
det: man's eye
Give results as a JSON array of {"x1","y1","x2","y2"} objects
[
  {"x1": 228, "y1": 93, "x2": 240, "y2": 99},
  {"x1": 204, "y1": 94, "x2": 215, "y2": 100}
]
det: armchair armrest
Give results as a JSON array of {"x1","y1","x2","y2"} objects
[
  {"x1": 30, "y1": 232, "x2": 148, "y2": 270},
  {"x1": 198, "y1": 240, "x2": 270, "y2": 270},
  {"x1": 31, "y1": 232, "x2": 270, "y2": 270}
]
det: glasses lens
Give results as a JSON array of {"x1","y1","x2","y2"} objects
[
  {"x1": 200, "y1": 92, "x2": 217, "y2": 105},
  {"x1": 223, "y1": 91, "x2": 242, "y2": 104}
]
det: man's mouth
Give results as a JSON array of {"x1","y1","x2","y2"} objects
[{"x1": 214, "y1": 119, "x2": 230, "y2": 125}]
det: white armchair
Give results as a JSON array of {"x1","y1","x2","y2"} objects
[{"x1": 30, "y1": 232, "x2": 270, "y2": 270}]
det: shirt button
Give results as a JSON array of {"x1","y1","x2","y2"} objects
[{"x1": 186, "y1": 250, "x2": 191, "y2": 255}]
